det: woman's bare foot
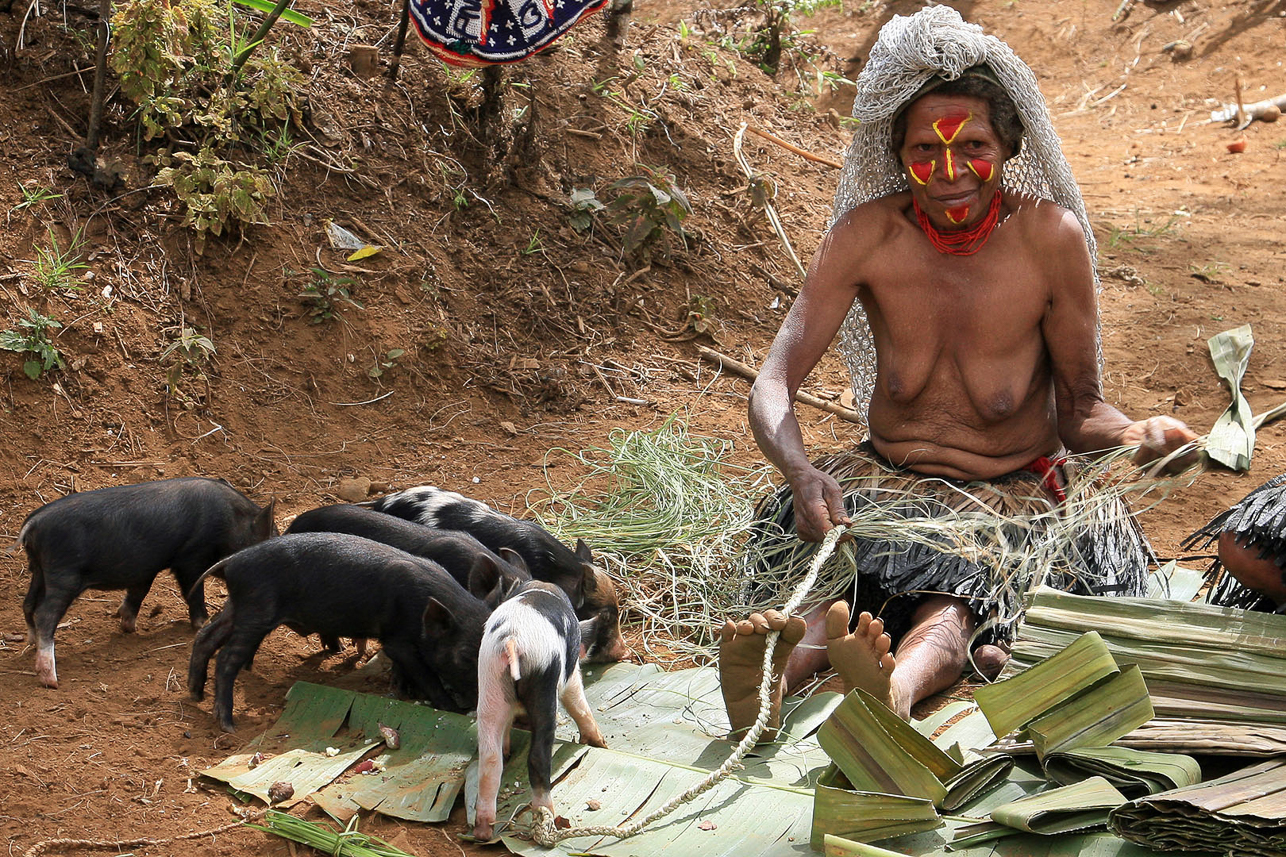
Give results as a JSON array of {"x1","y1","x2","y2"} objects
[
  {"x1": 718, "y1": 610, "x2": 807, "y2": 742},
  {"x1": 824, "y1": 601, "x2": 904, "y2": 716},
  {"x1": 971, "y1": 644, "x2": 1010, "y2": 681}
]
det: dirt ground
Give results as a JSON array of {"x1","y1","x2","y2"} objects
[{"x1": 1, "y1": 0, "x2": 1284, "y2": 854}]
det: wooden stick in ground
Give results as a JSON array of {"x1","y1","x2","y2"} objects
[
  {"x1": 696, "y1": 346, "x2": 862, "y2": 424},
  {"x1": 746, "y1": 126, "x2": 843, "y2": 170},
  {"x1": 1235, "y1": 75, "x2": 1246, "y2": 128}
]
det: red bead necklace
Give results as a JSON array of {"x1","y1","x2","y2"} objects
[{"x1": 913, "y1": 190, "x2": 1005, "y2": 256}]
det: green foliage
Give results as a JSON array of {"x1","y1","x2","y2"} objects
[
  {"x1": 1189, "y1": 262, "x2": 1229, "y2": 285},
  {"x1": 0, "y1": 308, "x2": 65, "y2": 379},
  {"x1": 1105, "y1": 210, "x2": 1184, "y2": 249},
  {"x1": 110, "y1": 0, "x2": 305, "y2": 247},
  {"x1": 32, "y1": 228, "x2": 88, "y2": 292},
  {"x1": 12, "y1": 183, "x2": 63, "y2": 214},
  {"x1": 155, "y1": 148, "x2": 276, "y2": 252},
  {"x1": 299, "y1": 267, "x2": 362, "y2": 324},
  {"x1": 161, "y1": 326, "x2": 216, "y2": 364},
  {"x1": 605, "y1": 167, "x2": 694, "y2": 258},
  {"x1": 521, "y1": 229, "x2": 545, "y2": 256},
  {"x1": 368, "y1": 348, "x2": 405, "y2": 380},
  {"x1": 162, "y1": 326, "x2": 215, "y2": 399},
  {"x1": 568, "y1": 188, "x2": 605, "y2": 232}
]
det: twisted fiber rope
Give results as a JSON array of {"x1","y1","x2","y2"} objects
[
  {"x1": 23, "y1": 808, "x2": 267, "y2": 857},
  {"x1": 530, "y1": 525, "x2": 847, "y2": 847}
]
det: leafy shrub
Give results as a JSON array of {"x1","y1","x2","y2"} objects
[
  {"x1": 0, "y1": 308, "x2": 65, "y2": 379},
  {"x1": 605, "y1": 166, "x2": 693, "y2": 258},
  {"x1": 155, "y1": 149, "x2": 276, "y2": 253},
  {"x1": 110, "y1": 0, "x2": 307, "y2": 248}
]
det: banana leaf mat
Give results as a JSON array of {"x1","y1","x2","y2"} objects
[{"x1": 202, "y1": 661, "x2": 1200, "y2": 857}]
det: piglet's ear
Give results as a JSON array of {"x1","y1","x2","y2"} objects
[
  {"x1": 423, "y1": 597, "x2": 458, "y2": 636},
  {"x1": 574, "y1": 539, "x2": 593, "y2": 563},
  {"x1": 497, "y1": 547, "x2": 530, "y2": 578},
  {"x1": 570, "y1": 563, "x2": 598, "y2": 611},
  {"x1": 467, "y1": 555, "x2": 504, "y2": 608},
  {"x1": 257, "y1": 499, "x2": 278, "y2": 538}
]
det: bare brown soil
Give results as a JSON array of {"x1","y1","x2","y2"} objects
[{"x1": 1, "y1": 0, "x2": 1284, "y2": 854}]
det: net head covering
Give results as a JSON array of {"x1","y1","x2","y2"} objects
[{"x1": 832, "y1": 5, "x2": 1099, "y2": 427}]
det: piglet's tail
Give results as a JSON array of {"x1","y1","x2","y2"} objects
[{"x1": 504, "y1": 637, "x2": 521, "y2": 681}]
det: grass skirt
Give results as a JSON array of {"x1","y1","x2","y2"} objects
[{"x1": 746, "y1": 445, "x2": 1154, "y2": 643}]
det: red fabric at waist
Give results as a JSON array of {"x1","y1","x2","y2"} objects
[{"x1": 1024, "y1": 455, "x2": 1068, "y2": 504}]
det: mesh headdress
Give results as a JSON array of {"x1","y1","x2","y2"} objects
[{"x1": 832, "y1": 5, "x2": 1099, "y2": 426}]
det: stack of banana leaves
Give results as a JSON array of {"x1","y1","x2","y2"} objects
[{"x1": 815, "y1": 584, "x2": 1286, "y2": 857}]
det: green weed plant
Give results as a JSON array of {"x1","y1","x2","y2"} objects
[
  {"x1": 299, "y1": 267, "x2": 362, "y2": 324},
  {"x1": 162, "y1": 326, "x2": 216, "y2": 399},
  {"x1": 605, "y1": 166, "x2": 693, "y2": 259},
  {"x1": 32, "y1": 228, "x2": 88, "y2": 292},
  {"x1": 110, "y1": 0, "x2": 307, "y2": 251},
  {"x1": 12, "y1": 184, "x2": 63, "y2": 214},
  {"x1": 0, "y1": 308, "x2": 65, "y2": 379}
]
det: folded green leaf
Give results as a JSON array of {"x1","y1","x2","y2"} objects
[
  {"x1": 975, "y1": 631, "x2": 1119, "y2": 738},
  {"x1": 1027, "y1": 664, "x2": 1154, "y2": 760},
  {"x1": 941, "y1": 755, "x2": 1016, "y2": 811},
  {"x1": 1043, "y1": 746, "x2": 1201, "y2": 798},
  {"x1": 990, "y1": 776, "x2": 1128, "y2": 835},
  {"x1": 811, "y1": 764, "x2": 942, "y2": 849},
  {"x1": 948, "y1": 818, "x2": 1018, "y2": 849},
  {"x1": 1205, "y1": 324, "x2": 1255, "y2": 471},
  {"x1": 817, "y1": 688, "x2": 959, "y2": 804}
]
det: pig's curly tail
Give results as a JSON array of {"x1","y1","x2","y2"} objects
[{"x1": 529, "y1": 525, "x2": 847, "y2": 848}]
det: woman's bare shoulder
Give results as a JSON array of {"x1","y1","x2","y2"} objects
[
  {"x1": 1006, "y1": 192, "x2": 1089, "y2": 249},
  {"x1": 830, "y1": 192, "x2": 912, "y2": 241}
]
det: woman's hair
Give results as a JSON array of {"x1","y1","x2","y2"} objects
[{"x1": 891, "y1": 71, "x2": 1025, "y2": 158}]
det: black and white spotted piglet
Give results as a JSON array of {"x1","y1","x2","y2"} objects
[
  {"x1": 371, "y1": 485, "x2": 631, "y2": 664},
  {"x1": 472, "y1": 581, "x2": 607, "y2": 841}
]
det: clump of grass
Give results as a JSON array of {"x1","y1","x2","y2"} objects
[
  {"x1": 32, "y1": 227, "x2": 87, "y2": 292},
  {"x1": 529, "y1": 414, "x2": 776, "y2": 662},
  {"x1": 250, "y1": 810, "x2": 415, "y2": 857}
]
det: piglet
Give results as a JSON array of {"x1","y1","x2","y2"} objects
[
  {"x1": 371, "y1": 486, "x2": 631, "y2": 663},
  {"x1": 188, "y1": 533, "x2": 497, "y2": 732},
  {"x1": 286, "y1": 503, "x2": 530, "y2": 605},
  {"x1": 472, "y1": 581, "x2": 607, "y2": 841},
  {"x1": 16, "y1": 477, "x2": 276, "y2": 689}
]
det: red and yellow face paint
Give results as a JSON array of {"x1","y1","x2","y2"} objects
[{"x1": 906, "y1": 109, "x2": 1001, "y2": 225}]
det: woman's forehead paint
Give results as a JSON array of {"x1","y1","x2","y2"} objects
[{"x1": 932, "y1": 111, "x2": 972, "y2": 145}]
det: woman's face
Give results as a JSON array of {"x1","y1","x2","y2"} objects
[{"x1": 898, "y1": 93, "x2": 1009, "y2": 230}]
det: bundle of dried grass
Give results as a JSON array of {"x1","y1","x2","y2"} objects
[
  {"x1": 529, "y1": 415, "x2": 777, "y2": 661},
  {"x1": 741, "y1": 446, "x2": 1192, "y2": 644}
]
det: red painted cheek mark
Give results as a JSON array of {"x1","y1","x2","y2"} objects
[
  {"x1": 946, "y1": 205, "x2": 971, "y2": 224},
  {"x1": 909, "y1": 161, "x2": 935, "y2": 185},
  {"x1": 933, "y1": 111, "x2": 972, "y2": 145},
  {"x1": 968, "y1": 159, "x2": 995, "y2": 182}
]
